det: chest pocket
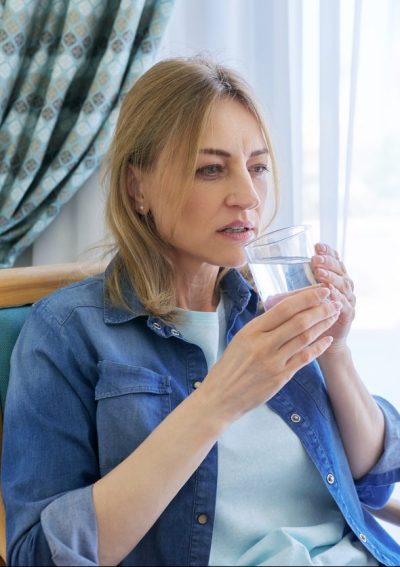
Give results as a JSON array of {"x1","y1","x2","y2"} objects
[{"x1": 95, "y1": 360, "x2": 172, "y2": 475}]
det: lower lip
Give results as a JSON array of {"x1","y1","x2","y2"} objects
[{"x1": 217, "y1": 229, "x2": 255, "y2": 242}]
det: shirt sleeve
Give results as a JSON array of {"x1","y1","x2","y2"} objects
[
  {"x1": 41, "y1": 486, "x2": 98, "y2": 566},
  {"x1": 355, "y1": 396, "x2": 400, "y2": 508},
  {"x1": 2, "y1": 301, "x2": 100, "y2": 566}
]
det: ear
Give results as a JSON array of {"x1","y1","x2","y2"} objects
[{"x1": 127, "y1": 165, "x2": 147, "y2": 214}]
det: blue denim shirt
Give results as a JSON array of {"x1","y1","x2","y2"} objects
[{"x1": 3, "y1": 263, "x2": 400, "y2": 566}]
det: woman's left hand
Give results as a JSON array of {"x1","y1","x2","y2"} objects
[{"x1": 311, "y1": 243, "x2": 356, "y2": 353}]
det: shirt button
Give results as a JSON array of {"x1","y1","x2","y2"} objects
[
  {"x1": 193, "y1": 381, "x2": 202, "y2": 389},
  {"x1": 290, "y1": 413, "x2": 301, "y2": 423},
  {"x1": 326, "y1": 473, "x2": 335, "y2": 485},
  {"x1": 170, "y1": 328, "x2": 180, "y2": 337},
  {"x1": 197, "y1": 513, "x2": 208, "y2": 525},
  {"x1": 359, "y1": 533, "x2": 367, "y2": 543}
]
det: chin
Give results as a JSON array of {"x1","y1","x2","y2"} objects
[{"x1": 219, "y1": 252, "x2": 248, "y2": 269}]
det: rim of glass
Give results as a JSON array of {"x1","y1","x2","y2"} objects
[{"x1": 246, "y1": 224, "x2": 312, "y2": 248}]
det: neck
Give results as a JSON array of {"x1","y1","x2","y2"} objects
[{"x1": 175, "y1": 266, "x2": 220, "y2": 312}]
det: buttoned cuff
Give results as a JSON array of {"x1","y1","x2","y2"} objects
[{"x1": 41, "y1": 485, "x2": 99, "y2": 566}]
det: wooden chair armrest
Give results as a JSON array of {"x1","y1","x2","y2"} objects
[{"x1": 0, "y1": 262, "x2": 106, "y2": 308}]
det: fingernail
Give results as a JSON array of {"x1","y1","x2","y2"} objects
[
  {"x1": 314, "y1": 255, "x2": 325, "y2": 264},
  {"x1": 316, "y1": 268, "x2": 328, "y2": 277},
  {"x1": 329, "y1": 286, "x2": 340, "y2": 298},
  {"x1": 316, "y1": 287, "x2": 330, "y2": 300}
]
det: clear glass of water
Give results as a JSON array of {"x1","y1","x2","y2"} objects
[{"x1": 244, "y1": 225, "x2": 317, "y2": 305}]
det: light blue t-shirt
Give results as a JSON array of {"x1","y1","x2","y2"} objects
[
  {"x1": 174, "y1": 298, "x2": 378, "y2": 566},
  {"x1": 175, "y1": 298, "x2": 226, "y2": 366}
]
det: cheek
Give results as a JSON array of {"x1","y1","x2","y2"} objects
[
  {"x1": 256, "y1": 179, "x2": 268, "y2": 203},
  {"x1": 152, "y1": 203, "x2": 194, "y2": 244},
  {"x1": 256, "y1": 186, "x2": 271, "y2": 223},
  {"x1": 167, "y1": 204, "x2": 210, "y2": 247},
  {"x1": 180, "y1": 194, "x2": 210, "y2": 224},
  {"x1": 155, "y1": 214, "x2": 176, "y2": 242}
]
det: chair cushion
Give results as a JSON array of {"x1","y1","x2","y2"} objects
[{"x1": 0, "y1": 306, "x2": 31, "y2": 413}]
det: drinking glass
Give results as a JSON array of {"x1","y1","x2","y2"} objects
[{"x1": 244, "y1": 225, "x2": 317, "y2": 304}]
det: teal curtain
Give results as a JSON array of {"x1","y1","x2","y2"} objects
[{"x1": 0, "y1": 0, "x2": 174, "y2": 267}]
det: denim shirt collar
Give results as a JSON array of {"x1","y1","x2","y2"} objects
[
  {"x1": 103, "y1": 258, "x2": 259, "y2": 325},
  {"x1": 103, "y1": 258, "x2": 148, "y2": 324}
]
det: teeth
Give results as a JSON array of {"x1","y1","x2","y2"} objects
[{"x1": 223, "y1": 227, "x2": 247, "y2": 233}]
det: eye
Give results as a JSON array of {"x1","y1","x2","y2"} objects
[
  {"x1": 195, "y1": 164, "x2": 224, "y2": 178},
  {"x1": 248, "y1": 164, "x2": 270, "y2": 177}
]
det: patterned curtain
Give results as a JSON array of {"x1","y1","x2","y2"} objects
[{"x1": 0, "y1": 0, "x2": 174, "y2": 267}]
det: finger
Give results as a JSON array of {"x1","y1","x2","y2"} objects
[
  {"x1": 328, "y1": 282, "x2": 356, "y2": 308},
  {"x1": 260, "y1": 298, "x2": 341, "y2": 354},
  {"x1": 339, "y1": 259, "x2": 348, "y2": 275},
  {"x1": 254, "y1": 286, "x2": 330, "y2": 332},
  {"x1": 313, "y1": 269, "x2": 355, "y2": 299},
  {"x1": 315, "y1": 242, "x2": 340, "y2": 261},
  {"x1": 274, "y1": 299, "x2": 342, "y2": 350},
  {"x1": 312, "y1": 251, "x2": 344, "y2": 277},
  {"x1": 264, "y1": 284, "x2": 324, "y2": 310},
  {"x1": 280, "y1": 306, "x2": 340, "y2": 360},
  {"x1": 277, "y1": 335, "x2": 334, "y2": 385}
]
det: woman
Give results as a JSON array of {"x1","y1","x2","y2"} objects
[{"x1": 3, "y1": 57, "x2": 400, "y2": 566}]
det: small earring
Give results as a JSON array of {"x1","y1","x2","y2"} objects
[{"x1": 139, "y1": 205, "x2": 144, "y2": 212}]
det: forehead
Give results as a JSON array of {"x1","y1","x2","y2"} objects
[{"x1": 199, "y1": 98, "x2": 266, "y2": 152}]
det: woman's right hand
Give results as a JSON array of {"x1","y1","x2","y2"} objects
[{"x1": 200, "y1": 285, "x2": 341, "y2": 425}]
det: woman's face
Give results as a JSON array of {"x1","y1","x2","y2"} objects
[{"x1": 141, "y1": 98, "x2": 269, "y2": 274}]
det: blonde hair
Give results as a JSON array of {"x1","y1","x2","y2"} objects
[{"x1": 104, "y1": 56, "x2": 279, "y2": 321}]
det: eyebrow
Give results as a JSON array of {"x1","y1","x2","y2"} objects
[{"x1": 199, "y1": 147, "x2": 269, "y2": 158}]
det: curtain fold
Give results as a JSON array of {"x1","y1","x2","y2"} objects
[
  {"x1": 319, "y1": 0, "x2": 340, "y2": 248},
  {"x1": 0, "y1": 0, "x2": 174, "y2": 267},
  {"x1": 318, "y1": 0, "x2": 362, "y2": 253},
  {"x1": 340, "y1": 0, "x2": 362, "y2": 259}
]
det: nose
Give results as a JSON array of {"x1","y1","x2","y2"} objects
[{"x1": 225, "y1": 168, "x2": 261, "y2": 210}]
